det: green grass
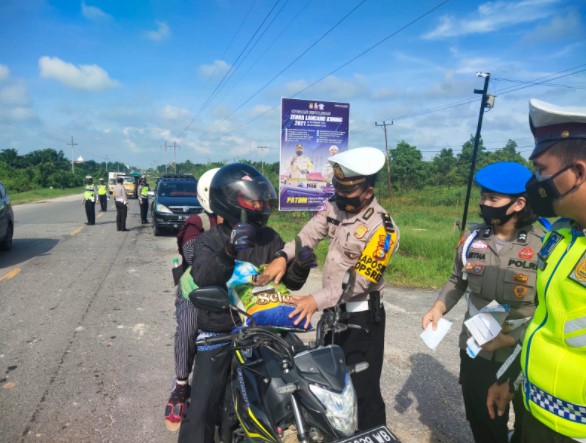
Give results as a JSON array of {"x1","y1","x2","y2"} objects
[
  {"x1": 11, "y1": 187, "x2": 82, "y2": 205},
  {"x1": 268, "y1": 186, "x2": 480, "y2": 289}
]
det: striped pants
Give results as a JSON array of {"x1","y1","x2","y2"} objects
[{"x1": 174, "y1": 287, "x2": 198, "y2": 381}]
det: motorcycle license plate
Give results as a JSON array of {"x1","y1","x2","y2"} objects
[{"x1": 335, "y1": 425, "x2": 400, "y2": 443}]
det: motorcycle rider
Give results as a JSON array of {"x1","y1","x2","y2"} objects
[
  {"x1": 257, "y1": 147, "x2": 400, "y2": 431},
  {"x1": 177, "y1": 163, "x2": 316, "y2": 442}
]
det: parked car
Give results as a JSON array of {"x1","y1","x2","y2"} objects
[
  {"x1": 150, "y1": 174, "x2": 202, "y2": 236},
  {"x1": 0, "y1": 180, "x2": 14, "y2": 250}
]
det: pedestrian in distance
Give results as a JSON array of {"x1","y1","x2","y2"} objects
[
  {"x1": 177, "y1": 163, "x2": 316, "y2": 442},
  {"x1": 257, "y1": 146, "x2": 400, "y2": 431},
  {"x1": 82, "y1": 175, "x2": 97, "y2": 225},
  {"x1": 164, "y1": 167, "x2": 219, "y2": 431},
  {"x1": 137, "y1": 176, "x2": 150, "y2": 224},
  {"x1": 421, "y1": 161, "x2": 545, "y2": 443},
  {"x1": 113, "y1": 176, "x2": 129, "y2": 231},
  {"x1": 487, "y1": 99, "x2": 586, "y2": 443},
  {"x1": 97, "y1": 178, "x2": 108, "y2": 212}
]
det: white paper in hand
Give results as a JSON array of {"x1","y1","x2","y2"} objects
[{"x1": 420, "y1": 318, "x2": 452, "y2": 350}]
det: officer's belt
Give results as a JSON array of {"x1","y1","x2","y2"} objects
[{"x1": 466, "y1": 291, "x2": 531, "y2": 333}]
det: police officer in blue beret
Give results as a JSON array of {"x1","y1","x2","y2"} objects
[{"x1": 422, "y1": 161, "x2": 545, "y2": 443}]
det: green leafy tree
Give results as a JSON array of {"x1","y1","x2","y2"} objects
[
  {"x1": 389, "y1": 141, "x2": 427, "y2": 190},
  {"x1": 429, "y1": 148, "x2": 458, "y2": 186}
]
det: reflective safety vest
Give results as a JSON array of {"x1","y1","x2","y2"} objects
[
  {"x1": 521, "y1": 220, "x2": 586, "y2": 438},
  {"x1": 84, "y1": 185, "x2": 95, "y2": 201},
  {"x1": 98, "y1": 184, "x2": 107, "y2": 195},
  {"x1": 140, "y1": 184, "x2": 149, "y2": 197}
]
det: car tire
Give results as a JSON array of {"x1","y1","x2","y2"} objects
[
  {"x1": 153, "y1": 224, "x2": 162, "y2": 237},
  {"x1": 0, "y1": 223, "x2": 13, "y2": 251}
]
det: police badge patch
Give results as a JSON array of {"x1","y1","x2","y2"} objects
[{"x1": 569, "y1": 251, "x2": 586, "y2": 287}]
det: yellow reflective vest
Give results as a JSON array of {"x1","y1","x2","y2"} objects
[
  {"x1": 84, "y1": 185, "x2": 95, "y2": 201},
  {"x1": 140, "y1": 184, "x2": 149, "y2": 197},
  {"x1": 521, "y1": 219, "x2": 586, "y2": 438},
  {"x1": 98, "y1": 184, "x2": 107, "y2": 195}
]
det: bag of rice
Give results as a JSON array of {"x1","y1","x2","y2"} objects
[{"x1": 227, "y1": 260, "x2": 312, "y2": 330}]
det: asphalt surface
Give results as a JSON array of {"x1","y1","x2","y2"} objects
[{"x1": 0, "y1": 195, "x2": 479, "y2": 443}]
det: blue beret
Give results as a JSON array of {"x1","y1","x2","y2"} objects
[{"x1": 475, "y1": 162, "x2": 532, "y2": 195}]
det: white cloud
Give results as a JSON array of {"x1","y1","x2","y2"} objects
[
  {"x1": 522, "y1": 12, "x2": 583, "y2": 43},
  {"x1": 198, "y1": 60, "x2": 231, "y2": 78},
  {"x1": 39, "y1": 56, "x2": 119, "y2": 90},
  {"x1": 0, "y1": 64, "x2": 9, "y2": 81},
  {"x1": 146, "y1": 21, "x2": 170, "y2": 42},
  {"x1": 423, "y1": 0, "x2": 559, "y2": 39},
  {"x1": 160, "y1": 105, "x2": 191, "y2": 120},
  {"x1": 0, "y1": 81, "x2": 29, "y2": 105},
  {"x1": 81, "y1": 1, "x2": 112, "y2": 21}
]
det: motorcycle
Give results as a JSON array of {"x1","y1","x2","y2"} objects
[{"x1": 189, "y1": 270, "x2": 400, "y2": 443}]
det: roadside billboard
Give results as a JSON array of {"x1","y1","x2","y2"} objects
[{"x1": 279, "y1": 98, "x2": 350, "y2": 211}]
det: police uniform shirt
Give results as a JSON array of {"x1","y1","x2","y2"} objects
[
  {"x1": 282, "y1": 198, "x2": 400, "y2": 311},
  {"x1": 437, "y1": 223, "x2": 543, "y2": 362}
]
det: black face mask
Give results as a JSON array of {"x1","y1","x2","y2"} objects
[
  {"x1": 525, "y1": 164, "x2": 574, "y2": 217},
  {"x1": 296, "y1": 151, "x2": 303, "y2": 156},
  {"x1": 479, "y1": 200, "x2": 516, "y2": 226},
  {"x1": 334, "y1": 193, "x2": 363, "y2": 212}
]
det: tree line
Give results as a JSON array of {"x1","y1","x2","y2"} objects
[{"x1": 1, "y1": 136, "x2": 528, "y2": 194}]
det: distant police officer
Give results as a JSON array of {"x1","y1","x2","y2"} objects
[
  {"x1": 97, "y1": 178, "x2": 108, "y2": 212},
  {"x1": 289, "y1": 143, "x2": 314, "y2": 187},
  {"x1": 82, "y1": 175, "x2": 97, "y2": 225},
  {"x1": 487, "y1": 100, "x2": 586, "y2": 443},
  {"x1": 322, "y1": 144, "x2": 340, "y2": 184},
  {"x1": 422, "y1": 162, "x2": 544, "y2": 443},
  {"x1": 258, "y1": 147, "x2": 400, "y2": 431},
  {"x1": 138, "y1": 176, "x2": 150, "y2": 224}
]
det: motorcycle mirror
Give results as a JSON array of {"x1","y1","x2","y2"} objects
[
  {"x1": 349, "y1": 362, "x2": 369, "y2": 374},
  {"x1": 188, "y1": 286, "x2": 231, "y2": 311}
]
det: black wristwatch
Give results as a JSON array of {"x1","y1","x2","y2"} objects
[{"x1": 273, "y1": 250, "x2": 288, "y2": 261}]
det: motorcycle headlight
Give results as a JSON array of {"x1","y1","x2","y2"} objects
[
  {"x1": 309, "y1": 373, "x2": 357, "y2": 437},
  {"x1": 156, "y1": 203, "x2": 172, "y2": 214}
]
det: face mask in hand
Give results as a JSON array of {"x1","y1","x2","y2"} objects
[
  {"x1": 479, "y1": 200, "x2": 516, "y2": 226},
  {"x1": 525, "y1": 164, "x2": 574, "y2": 217}
]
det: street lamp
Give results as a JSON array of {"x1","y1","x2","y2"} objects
[{"x1": 460, "y1": 72, "x2": 495, "y2": 232}]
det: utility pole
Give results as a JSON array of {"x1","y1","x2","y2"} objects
[
  {"x1": 67, "y1": 136, "x2": 78, "y2": 174},
  {"x1": 257, "y1": 146, "x2": 270, "y2": 175},
  {"x1": 461, "y1": 72, "x2": 493, "y2": 233},
  {"x1": 375, "y1": 121, "x2": 393, "y2": 199},
  {"x1": 165, "y1": 141, "x2": 180, "y2": 173}
]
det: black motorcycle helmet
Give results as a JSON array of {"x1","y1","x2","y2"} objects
[{"x1": 210, "y1": 163, "x2": 277, "y2": 229}]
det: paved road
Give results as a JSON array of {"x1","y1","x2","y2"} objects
[{"x1": 0, "y1": 195, "x2": 478, "y2": 442}]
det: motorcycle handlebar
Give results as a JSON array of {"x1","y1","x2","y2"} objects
[{"x1": 195, "y1": 334, "x2": 234, "y2": 346}]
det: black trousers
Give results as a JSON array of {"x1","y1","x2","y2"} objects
[
  {"x1": 327, "y1": 307, "x2": 386, "y2": 431},
  {"x1": 139, "y1": 199, "x2": 149, "y2": 223},
  {"x1": 521, "y1": 408, "x2": 576, "y2": 443},
  {"x1": 178, "y1": 343, "x2": 231, "y2": 443},
  {"x1": 98, "y1": 194, "x2": 107, "y2": 211},
  {"x1": 85, "y1": 200, "x2": 95, "y2": 224},
  {"x1": 460, "y1": 350, "x2": 525, "y2": 443},
  {"x1": 115, "y1": 201, "x2": 127, "y2": 230}
]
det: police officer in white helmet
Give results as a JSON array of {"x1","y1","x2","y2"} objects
[{"x1": 257, "y1": 147, "x2": 400, "y2": 431}]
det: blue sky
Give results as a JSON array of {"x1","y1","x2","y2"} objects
[{"x1": 0, "y1": 0, "x2": 585, "y2": 169}]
